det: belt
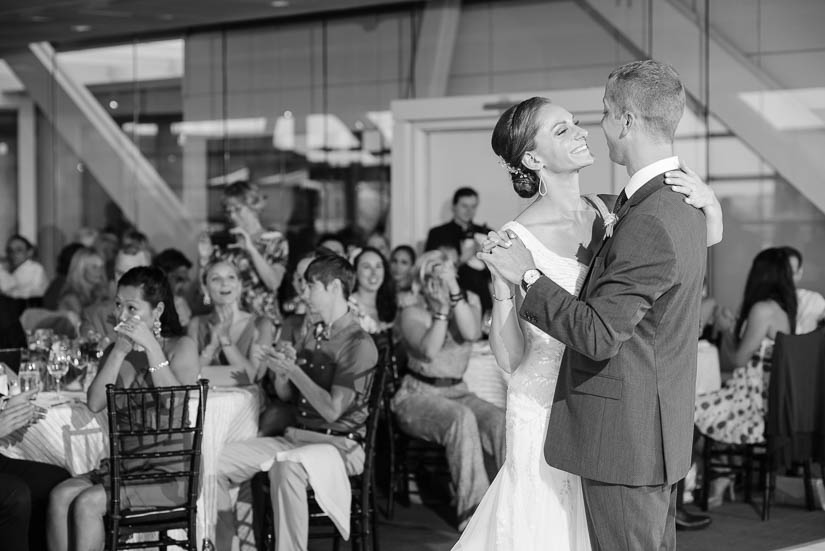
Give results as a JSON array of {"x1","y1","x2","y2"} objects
[
  {"x1": 295, "y1": 424, "x2": 364, "y2": 444},
  {"x1": 408, "y1": 370, "x2": 463, "y2": 387}
]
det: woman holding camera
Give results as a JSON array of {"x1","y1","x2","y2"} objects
[
  {"x1": 199, "y1": 182, "x2": 288, "y2": 324},
  {"x1": 391, "y1": 250, "x2": 505, "y2": 531}
]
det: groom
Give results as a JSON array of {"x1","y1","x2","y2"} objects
[{"x1": 483, "y1": 60, "x2": 706, "y2": 550}]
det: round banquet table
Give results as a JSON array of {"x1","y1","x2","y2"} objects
[{"x1": 0, "y1": 386, "x2": 260, "y2": 547}]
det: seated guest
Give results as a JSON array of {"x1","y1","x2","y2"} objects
[
  {"x1": 259, "y1": 253, "x2": 318, "y2": 437},
  {"x1": 783, "y1": 246, "x2": 825, "y2": 334},
  {"x1": 80, "y1": 248, "x2": 151, "y2": 342},
  {"x1": 280, "y1": 252, "x2": 316, "y2": 346},
  {"x1": 349, "y1": 247, "x2": 397, "y2": 335},
  {"x1": 214, "y1": 255, "x2": 378, "y2": 551},
  {"x1": 47, "y1": 266, "x2": 199, "y2": 551},
  {"x1": 42, "y1": 243, "x2": 84, "y2": 310},
  {"x1": 390, "y1": 245, "x2": 415, "y2": 308},
  {"x1": 57, "y1": 247, "x2": 109, "y2": 324},
  {"x1": 317, "y1": 233, "x2": 346, "y2": 257},
  {"x1": 120, "y1": 228, "x2": 153, "y2": 259},
  {"x1": 0, "y1": 394, "x2": 70, "y2": 551},
  {"x1": 695, "y1": 247, "x2": 795, "y2": 505},
  {"x1": 391, "y1": 250, "x2": 504, "y2": 531},
  {"x1": 189, "y1": 259, "x2": 274, "y2": 386},
  {"x1": 0, "y1": 234, "x2": 49, "y2": 300},
  {"x1": 153, "y1": 248, "x2": 194, "y2": 327},
  {"x1": 365, "y1": 232, "x2": 391, "y2": 260}
]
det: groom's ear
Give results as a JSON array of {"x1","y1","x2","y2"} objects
[{"x1": 619, "y1": 111, "x2": 634, "y2": 138}]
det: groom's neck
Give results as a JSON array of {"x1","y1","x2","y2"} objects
[{"x1": 624, "y1": 142, "x2": 675, "y2": 177}]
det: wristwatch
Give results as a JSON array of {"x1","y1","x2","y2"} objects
[{"x1": 520, "y1": 269, "x2": 543, "y2": 293}]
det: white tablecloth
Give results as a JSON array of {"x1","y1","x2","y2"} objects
[
  {"x1": 0, "y1": 386, "x2": 259, "y2": 545},
  {"x1": 696, "y1": 340, "x2": 722, "y2": 395}
]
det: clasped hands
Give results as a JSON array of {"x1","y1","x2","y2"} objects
[
  {"x1": 261, "y1": 342, "x2": 305, "y2": 380},
  {"x1": 477, "y1": 230, "x2": 537, "y2": 286}
]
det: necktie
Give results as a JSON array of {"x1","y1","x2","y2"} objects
[{"x1": 614, "y1": 189, "x2": 628, "y2": 212}]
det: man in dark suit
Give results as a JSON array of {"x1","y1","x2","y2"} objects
[
  {"x1": 425, "y1": 187, "x2": 491, "y2": 254},
  {"x1": 482, "y1": 60, "x2": 708, "y2": 550}
]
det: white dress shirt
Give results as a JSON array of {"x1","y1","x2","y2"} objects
[
  {"x1": 0, "y1": 259, "x2": 49, "y2": 298},
  {"x1": 622, "y1": 156, "x2": 680, "y2": 199}
]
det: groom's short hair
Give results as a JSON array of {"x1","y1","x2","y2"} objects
[{"x1": 605, "y1": 59, "x2": 685, "y2": 143}]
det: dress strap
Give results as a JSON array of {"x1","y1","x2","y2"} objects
[{"x1": 582, "y1": 193, "x2": 612, "y2": 222}]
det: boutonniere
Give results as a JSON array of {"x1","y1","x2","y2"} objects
[
  {"x1": 603, "y1": 212, "x2": 619, "y2": 239},
  {"x1": 313, "y1": 321, "x2": 330, "y2": 342}
]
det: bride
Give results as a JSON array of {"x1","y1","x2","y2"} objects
[{"x1": 452, "y1": 97, "x2": 722, "y2": 550}]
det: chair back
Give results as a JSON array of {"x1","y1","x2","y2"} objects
[
  {"x1": 361, "y1": 342, "x2": 390, "y2": 476},
  {"x1": 767, "y1": 328, "x2": 825, "y2": 468},
  {"x1": 105, "y1": 380, "x2": 208, "y2": 521}
]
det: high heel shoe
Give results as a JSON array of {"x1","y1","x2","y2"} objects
[{"x1": 707, "y1": 476, "x2": 735, "y2": 508}]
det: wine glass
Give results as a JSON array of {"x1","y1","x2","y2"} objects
[{"x1": 48, "y1": 341, "x2": 71, "y2": 397}]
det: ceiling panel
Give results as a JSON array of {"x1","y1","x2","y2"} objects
[{"x1": 0, "y1": 0, "x2": 417, "y2": 55}]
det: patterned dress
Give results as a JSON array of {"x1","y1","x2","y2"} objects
[
  {"x1": 694, "y1": 338, "x2": 773, "y2": 445},
  {"x1": 209, "y1": 229, "x2": 288, "y2": 324}
]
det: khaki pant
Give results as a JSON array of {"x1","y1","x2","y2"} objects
[{"x1": 216, "y1": 428, "x2": 364, "y2": 551}]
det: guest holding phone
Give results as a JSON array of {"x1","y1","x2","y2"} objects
[{"x1": 197, "y1": 182, "x2": 289, "y2": 325}]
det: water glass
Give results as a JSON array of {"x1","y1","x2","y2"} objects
[{"x1": 19, "y1": 362, "x2": 41, "y2": 393}]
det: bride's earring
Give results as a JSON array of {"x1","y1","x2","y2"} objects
[{"x1": 538, "y1": 174, "x2": 548, "y2": 197}]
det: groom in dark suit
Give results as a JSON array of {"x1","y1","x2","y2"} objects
[{"x1": 483, "y1": 60, "x2": 707, "y2": 550}]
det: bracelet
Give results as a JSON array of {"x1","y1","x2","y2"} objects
[
  {"x1": 493, "y1": 292, "x2": 514, "y2": 301},
  {"x1": 149, "y1": 360, "x2": 170, "y2": 373},
  {"x1": 432, "y1": 312, "x2": 449, "y2": 322},
  {"x1": 449, "y1": 290, "x2": 466, "y2": 302}
]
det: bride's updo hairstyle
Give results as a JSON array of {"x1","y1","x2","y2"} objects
[{"x1": 491, "y1": 96, "x2": 552, "y2": 198}]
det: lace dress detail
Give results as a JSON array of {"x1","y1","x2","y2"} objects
[{"x1": 453, "y1": 220, "x2": 591, "y2": 551}]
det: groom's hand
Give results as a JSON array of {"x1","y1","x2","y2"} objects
[{"x1": 478, "y1": 231, "x2": 536, "y2": 285}]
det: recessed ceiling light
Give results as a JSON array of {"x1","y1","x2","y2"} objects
[
  {"x1": 271, "y1": 1, "x2": 290, "y2": 8},
  {"x1": 109, "y1": 100, "x2": 119, "y2": 110},
  {"x1": 71, "y1": 24, "x2": 92, "y2": 32},
  {"x1": 30, "y1": 15, "x2": 51, "y2": 23},
  {"x1": 159, "y1": 13, "x2": 175, "y2": 21}
]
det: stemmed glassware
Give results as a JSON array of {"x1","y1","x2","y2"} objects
[{"x1": 48, "y1": 338, "x2": 73, "y2": 397}]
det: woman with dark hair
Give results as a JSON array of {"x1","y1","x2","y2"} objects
[
  {"x1": 349, "y1": 247, "x2": 397, "y2": 334},
  {"x1": 695, "y1": 248, "x2": 795, "y2": 504},
  {"x1": 390, "y1": 245, "x2": 417, "y2": 307},
  {"x1": 46, "y1": 266, "x2": 199, "y2": 551},
  {"x1": 198, "y1": 181, "x2": 289, "y2": 324},
  {"x1": 454, "y1": 93, "x2": 725, "y2": 549}
]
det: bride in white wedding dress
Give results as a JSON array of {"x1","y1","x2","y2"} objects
[{"x1": 452, "y1": 97, "x2": 723, "y2": 550}]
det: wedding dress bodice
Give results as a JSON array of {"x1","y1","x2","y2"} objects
[{"x1": 502, "y1": 221, "x2": 586, "y2": 408}]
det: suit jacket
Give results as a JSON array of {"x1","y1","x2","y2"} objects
[
  {"x1": 424, "y1": 220, "x2": 492, "y2": 253},
  {"x1": 521, "y1": 174, "x2": 706, "y2": 486}
]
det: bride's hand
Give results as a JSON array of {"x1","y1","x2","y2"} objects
[
  {"x1": 664, "y1": 162, "x2": 717, "y2": 210},
  {"x1": 479, "y1": 230, "x2": 513, "y2": 255}
]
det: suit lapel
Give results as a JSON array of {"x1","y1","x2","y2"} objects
[{"x1": 577, "y1": 174, "x2": 668, "y2": 299}]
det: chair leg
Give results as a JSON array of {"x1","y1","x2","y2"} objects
[
  {"x1": 385, "y1": 400, "x2": 396, "y2": 519},
  {"x1": 762, "y1": 466, "x2": 773, "y2": 521},
  {"x1": 701, "y1": 435, "x2": 711, "y2": 511},
  {"x1": 803, "y1": 459, "x2": 816, "y2": 511},
  {"x1": 744, "y1": 446, "x2": 754, "y2": 503}
]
